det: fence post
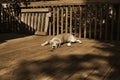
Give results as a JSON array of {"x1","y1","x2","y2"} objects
[
  {"x1": 53, "y1": 7, "x2": 55, "y2": 36},
  {"x1": 61, "y1": 7, "x2": 63, "y2": 34},
  {"x1": 65, "y1": 7, "x2": 68, "y2": 33},
  {"x1": 70, "y1": 6, "x2": 72, "y2": 34},
  {"x1": 57, "y1": 7, "x2": 59, "y2": 35}
]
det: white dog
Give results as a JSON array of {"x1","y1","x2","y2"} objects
[{"x1": 41, "y1": 33, "x2": 82, "y2": 49}]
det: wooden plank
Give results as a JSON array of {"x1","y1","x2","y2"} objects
[
  {"x1": 44, "y1": 12, "x2": 51, "y2": 33},
  {"x1": 21, "y1": 8, "x2": 50, "y2": 13},
  {"x1": 20, "y1": 1, "x2": 86, "y2": 7},
  {"x1": 19, "y1": 0, "x2": 120, "y2": 8},
  {"x1": 37, "y1": 13, "x2": 41, "y2": 32},
  {"x1": 49, "y1": 22, "x2": 52, "y2": 35},
  {"x1": 79, "y1": 6, "x2": 82, "y2": 38},
  {"x1": 28, "y1": 13, "x2": 31, "y2": 31},
  {"x1": 29, "y1": 13, "x2": 32, "y2": 31},
  {"x1": 61, "y1": 7, "x2": 64, "y2": 34},
  {"x1": 34, "y1": 13, "x2": 37, "y2": 30},
  {"x1": 53, "y1": 7, "x2": 55, "y2": 36},
  {"x1": 35, "y1": 13, "x2": 38, "y2": 31},
  {"x1": 40, "y1": 13, "x2": 45, "y2": 32},
  {"x1": 65, "y1": 7, "x2": 68, "y2": 33},
  {"x1": 26, "y1": 13, "x2": 29, "y2": 30},
  {"x1": 57, "y1": 7, "x2": 59, "y2": 35},
  {"x1": 74, "y1": 7, "x2": 77, "y2": 36},
  {"x1": 70, "y1": 6, "x2": 73, "y2": 34},
  {"x1": 84, "y1": 7, "x2": 87, "y2": 38},
  {"x1": 31, "y1": 13, "x2": 34, "y2": 31}
]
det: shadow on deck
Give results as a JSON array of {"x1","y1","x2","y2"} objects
[{"x1": 0, "y1": 34, "x2": 120, "y2": 80}]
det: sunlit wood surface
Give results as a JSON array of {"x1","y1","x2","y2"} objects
[{"x1": 0, "y1": 33, "x2": 120, "y2": 80}]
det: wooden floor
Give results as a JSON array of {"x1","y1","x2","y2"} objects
[{"x1": 0, "y1": 33, "x2": 120, "y2": 80}]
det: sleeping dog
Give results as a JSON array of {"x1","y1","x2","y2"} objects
[{"x1": 41, "y1": 33, "x2": 82, "y2": 49}]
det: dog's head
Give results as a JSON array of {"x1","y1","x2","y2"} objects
[{"x1": 49, "y1": 39, "x2": 61, "y2": 49}]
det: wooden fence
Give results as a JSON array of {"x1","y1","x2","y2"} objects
[{"x1": 0, "y1": 1, "x2": 120, "y2": 41}]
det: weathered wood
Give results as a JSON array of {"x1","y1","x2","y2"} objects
[
  {"x1": 61, "y1": 7, "x2": 64, "y2": 34},
  {"x1": 84, "y1": 7, "x2": 87, "y2": 38},
  {"x1": 74, "y1": 6, "x2": 77, "y2": 36},
  {"x1": 53, "y1": 7, "x2": 55, "y2": 36},
  {"x1": 65, "y1": 7, "x2": 68, "y2": 33},
  {"x1": 69, "y1": 6, "x2": 72, "y2": 34},
  {"x1": 37, "y1": 14, "x2": 41, "y2": 31},
  {"x1": 79, "y1": 6, "x2": 82, "y2": 38},
  {"x1": 44, "y1": 13, "x2": 51, "y2": 33},
  {"x1": 21, "y1": 8, "x2": 50, "y2": 13},
  {"x1": 49, "y1": 22, "x2": 52, "y2": 35},
  {"x1": 40, "y1": 13, "x2": 45, "y2": 32},
  {"x1": 34, "y1": 13, "x2": 37, "y2": 30},
  {"x1": 27, "y1": 13, "x2": 31, "y2": 31},
  {"x1": 57, "y1": 7, "x2": 59, "y2": 35},
  {"x1": 19, "y1": 0, "x2": 120, "y2": 8}
]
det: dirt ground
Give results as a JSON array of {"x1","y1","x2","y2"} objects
[{"x1": 0, "y1": 33, "x2": 120, "y2": 80}]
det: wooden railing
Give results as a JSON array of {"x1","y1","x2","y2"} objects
[{"x1": 1, "y1": 1, "x2": 120, "y2": 41}]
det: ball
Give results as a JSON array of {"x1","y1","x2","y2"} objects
[{"x1": 67, "y1": 43, "x2": 71, "y2": 47}]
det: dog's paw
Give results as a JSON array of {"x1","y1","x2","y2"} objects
[
  {"x1": 76, "y1": 40, "x2": 82, "y2": 44},
  {"x1": 41, "y1": 44, "x2": 45, "y2": 46},
  {"x1": 67, "y1": 43, "x2": 71, "y2": 47}
]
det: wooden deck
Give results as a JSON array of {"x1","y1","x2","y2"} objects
[{"x1": 0, "y1": 33, "x2": 120, "y2": 80}]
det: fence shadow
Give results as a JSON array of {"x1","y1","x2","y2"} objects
[
  {"x1": 12, "y1": 54, "x2": 109, "y2": 80},
  {"x1": 93, "y1": 41, "x2": 120, "y2": 80},
  {"x1": 11, "y1": 41, "x2": 120, "y2": 80},
  {"x1": 0, "y1": 20, "x2": 35, "y2": 44}
]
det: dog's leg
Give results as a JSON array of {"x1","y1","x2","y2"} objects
[
  {"x1": 75, "y1": 39, "x2": 82, "y2": 44},
  {"x1": 41, "y1": 41, "x2": 49, "y2": 46}
]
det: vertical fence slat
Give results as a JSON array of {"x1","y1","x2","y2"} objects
[
  {"x1": 41, "y1": 13, "x2": 45, "y2": 32},
  {"x1": 31, "y1": 13, "x2": 34, "y2": 32},
  {"x1": 57, "y1": 7, "x2": 59, "y2": 35},
  {"x1": 84, "y1": 7, "x2": 87, "y2": 38},
  {"x1": 61, "y1": 7, "x2": 63, "y2": 34},
  {"x1": 26, "y1": 13, "x2": 29, "y2": 31},
  {"x1": 65, "y1": 7, "x2": 68, "y2": 33},
  {"x1": 34, "y1": 13, "x2": 37, "y2": 30},
  {"x1": 38, "y1": 13, "x2": 41, "y2": 32},
  {"x1": 44, "y1": 13, "x2": 50, "y2": 33},
  {"x1": 70, "y1": 6, "x2": 72, "y2": 34},
  {"x1": 53, "y1": 7, "x2": 55, "y2": 36},
  {"x1": 49, "y1": 22, "x2": 52, "y2": 35},
  {"x1": 28, "y1": 13, "x2": 31, "y2": 31},
  {"x1": 89, "y1": 6, "x2": 92, "y2": 39},
  {"x1": 74, "y1": 7, "x2": 77, "y2": 36}
]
